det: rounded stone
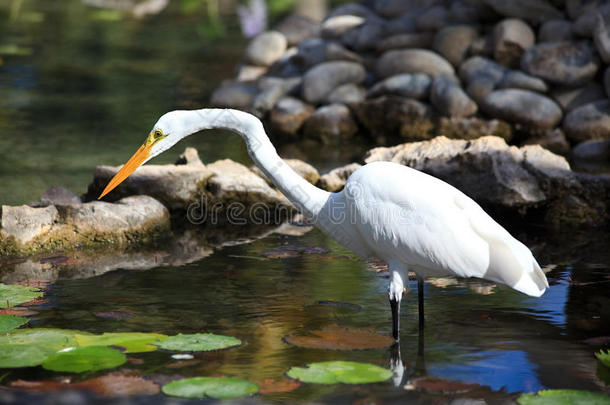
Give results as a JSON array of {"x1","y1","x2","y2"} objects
[
  {"x1": 433, "y1": 25, "x2": 479, "y2": 67},
  {"x1": 521, "y1": 41, "x2": 600, "y2": 88},
  {"x1": 416, "y1": 6, "x2": 449, "y2": 31},
  {"x1": 245, "y1": 31, "x2": 288, "y2": 67},
  {"x1": 376, "y1": 49, "x2": 455, "y2": 79},
  {"x1": 325, "y1": 83, "x2": 365, "y2": 104},
  {"x1": 459, "y1": 56, "x2": 507, "y2": 85},
  {"x1": 341, "y1": 21, "x2": 385, "y2": 52},
  {"x1": 303, "y1": 104, "x2": 358, "y2": 143},
  {"x1": 500, "y1": 70, "x2": 548, "y2": 93},
  {"x1": 269, "y1": 97, "x2": 314, "y2": 136},
  {"x1": 483, "y1": 0, "x2": 562, "y2": 24},
  {"x1": 563, "y1": 100, "x2": 610, "y2": 143},
  {"x1": 210, "y1": 82, "x2": 258, "y2": 109},
  {"x1": 572, "y1": 139, "x2": 610, "y2": 161},
  {"x1": 376, "y1": 32, "x2": 435, "y2": 52},
  {"x1": 274, "y1": 15, "x2": 321, "y2": 46},
  {"x1": 302, "y1": 61, "x2": 365, "y2": 104},
  {"x1": 572, "y1": 4, "x2": 610, "y2": 37},
  {"x1": 431, "y1": 75, "x2": 478, "y2": 118},
  {"x1": 538, "y1": 20, "x2": 574, "y2": 43},
  {"x1": 466, "y1": 74, "x2": 497, "y2": 104},
  {"x1": 481, "y1": 89, "x2": 563, "y2": 130},
  {"x1": 551, "y1": 82, "x2": 607, "y2": 112},
  {"x1": 321, "y1": 15, "x2": 365, "y2": 38},
  {"x1": 367, "y1": 73, "x2": 432, "y2": 100},
  {"x1": 493, "y1": 19, "x2": 535, "y2": 68}
]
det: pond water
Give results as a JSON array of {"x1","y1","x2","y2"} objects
[{"x1": 0, "y1": 1, "x2": 609, "y2": 403}]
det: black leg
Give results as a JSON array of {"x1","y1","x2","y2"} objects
[
  {"x1": 418, "y1": 278, "x2": 424, "y2": 330},
  {"x1": 390, "y1": 297, "x2": 400, "y2": 342}
]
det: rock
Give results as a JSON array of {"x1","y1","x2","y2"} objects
[
  {"x1": 325, "y1": 42, "x2": 362, "y2": 63},
  {"x1": 483, "y1": 0, "x2": 562, "y2": 24},
  {"x1": 493, "y1": 19, "x2": 535, "y2": 68},
  {"x1": 566, "y1": 0, "x2": 607, "y2": 20},
  {"x1": 321, "y1": 15, "x2": 365, "y2": 38},
  {"x1": 269, "y1": 96, "x2": 314, "y2": 136},
  {"x1": 367, "y1": 73, "x2": 432, "y2": 99},
  {"x1": 210, "y1": 81, "x2": 258, "y2": 109},
  {"x1": 572, "y1": 139, "x2": 610, "y2": 160},
  {"x1": 459, "y1": 56, "x2": 507, "y2": 86},
  {"x1": 0, "y1": 196, "x2": 170, "y2": 255},
  {"x1": 469, "y1": 34, "x2": 494, "y2": 57},
  {"x1": 353, "y1": 96, "x2": 434, "y2": 142},
  {"x1": 324, "y1": 83, "x2": 365, "y2": 104},
  {"x1": 236, "y1": 65, "x2": 267, "y2": 82},
  {"x1": 327, "y1": 4, "x2": 378, "y2": 20},
  {"x1": 364, "y1": 136, "x2": 570, "y2": 207},
  {"x1": 500, "y1": 70, "x2": 548, "y2": 92},
  {"x1": 245, "y1": 31, "x2": 288, "y2": 67},
  {"x1": 521, "y1": 41, "x2": 600, "y2": 87},
  {"x1": 522, "y1": 128, "x2": 570, "y2": 155},
  {"x1": 605, "y1": 67, "x2": 610, "y2": 98},
  {"x1": 252, "y1": 77, "x2": 301, "y2": 117},
  {"x1": 275, "y1": 14, "x2": 320, "y2": 46},
  {"x1": 376, "y1": 49, "x2": 455, "y2": 79},
  {"x1": 342, "y1": 21, "x2": 385, "y2": 51},
  {"x1": 416, "y1": 6, "x2": 449, "y2": 31},
  {"x1": 295, "y1": 39, "x2": 361, "y2": 68},
  {"x1": 481, "y1": 89, "x2": 562, "y2": 131},
  {"x1": 175, "y1": 147, "x2": 204, "y2": 167},
  {"x1": 551, "y1": 82, "x2": 607, "y2": 112},
  {"x1": 563, "y1": 100, "x2": 610, "y2": 143},
  {"x1": 317, "y1": 163, "x2": 362, "y2": 192},
  {"x1": 437, "y1": 117, "x2": 513, "y2": 140},
  {"x1": 448, "y1": 1, "x2": 482, "y2": 23},
  {"x1": 384, "y1": 14, "x2": 418, "y2": 35},
  {"x1": 466, "y1": 74, "x2": 498, "y2": 103},
  {"x1": 251, "y1": 159, "x2": 320, "y2": 186},
  {"x1": 593, "y1": 13, "x2": 610, "y2": 64},
  {"x1": 431, "y1": 75, "x2": 478, "y2": 118},
  {"x1": 303, "y1": 104, "x2": 358, "y2": 143},
  {"x1": 374, "y1": 0, "x2": 441, "y2": 18},
  {"x1": 538, "y1": 19, "x2": 574, "y2": 42},
  {"x1": 376, "y1": 32, "x2": 435, "y2": 52},
  {"x1": 39, "y1": 186, "x2": 82, "y2": 206},
  {"x1": 572, "y1": 4, "x2": 610, "y2": 37},
  {"x1": 302, "y1": 61, "x2": 365, "y2": 104},
  {"x1": 433, "y1": 25, "x2": 479, "y2": 67}
]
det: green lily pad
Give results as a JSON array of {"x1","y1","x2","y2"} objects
[
  {"x1": 42, "y1": 346, "x2": 126, "y2": 373},
  {"x1": 518, "y1": 389, "x2": 610, "y2": 405},
  {"x1": 0, "y1": 328, "x2": 82, "y2": 351},
  {"x1": 154, "y1": 333, "x2": 241, "y2": 352},
  {"x1": 0, "y1": 315, "x2": 28, "y2": 333},
  {"x1": 162, "y1": 377, "x2": 258, "y2": 399},
  {"x1": 75, "y1": 332, "x2": 167, "y2": 353},
  {"x1": 595, "y1": 350, "x2": 610, "y2": 368},
  {"x1": 0, "y1": 344, "x2": 50, "y2": 368},
  {"x1": 286, "y1": 361, "x2": 393, "y2": 384},
  {"x1": 0, "y1": 284, "x2": 43, "y2": 308}
]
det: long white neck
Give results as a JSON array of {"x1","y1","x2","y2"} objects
[{"x1": 178, "y1": 108, "x2": 330, "y2": 219}]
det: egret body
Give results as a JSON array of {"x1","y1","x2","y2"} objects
[{"x1": 100, "y1": 108, "x2": 548, "y2": 341}]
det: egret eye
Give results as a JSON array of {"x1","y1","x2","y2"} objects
[{"x1": 153, "y1": 130, "x2": 163, "y2": 139}]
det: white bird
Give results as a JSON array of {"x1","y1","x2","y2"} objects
[{"x1": 99, "y1": 108, "x2": 549, "y2": 342}]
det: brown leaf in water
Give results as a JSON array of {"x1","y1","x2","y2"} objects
[
  {"x1": 94, "y1": 311, "x2": 135, "y2": 320},
  {"x1": 12, "y1": 374, "x2": 159, "y2": 396},
  {"x1": 284, "y1": 325, "x2": 394, "y2": 350},
  {"x1": 256, "y1": 378, "x2": 301, "y2": 394},
  {"x1": 406, "y1": 376, "x2": 483, "y2": 394},
  {"x1": 165, "y1": 359, "x2": 201, "y2": 369},
  {"x1": 0, "y1": 308, "x2": 38, "y2": 316},
  {"x1": 20, "y1": 297, "x2": 50, "y2": 306}
]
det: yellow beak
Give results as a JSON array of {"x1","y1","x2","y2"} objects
[{"x1": 98, "y1": 143, "x2": 153, "y2": 199}]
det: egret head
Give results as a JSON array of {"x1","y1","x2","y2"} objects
[{"x1": 98, "y1": 112, "x2": 185, "y2": 199}]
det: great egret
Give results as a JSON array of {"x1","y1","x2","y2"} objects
[{"x1": 99, "y1": 108, "x2": 548, "y2": 342}]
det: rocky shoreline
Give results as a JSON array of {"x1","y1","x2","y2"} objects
[{"x1": 211, "y1": 0, "x2": 610, "y2": 158}]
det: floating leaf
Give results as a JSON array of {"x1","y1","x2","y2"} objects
[
  {"x1": 0, "y1": 308, "x2": 38, "y2": 316},
  {"x1": 94, "y1": 311, "x2": 134, "y2": 320},
  {"x1": 75, "y1": 332, "x2": 167, "y2": 353},
  {"x1": 12, "y1": 374, "x2": 159, "y2": 396},
  {"x1": 517, "y1": 389, "x2": 610, "y2": 405},
  {"x1": 284, "y1": 326, "x2": 394, "y2": 350},
  {"x1": 0, "y1": 284, "x2": 43, "y2": 308},
  {"x1": 0, "y1": 315, "x2": 28, "y2": 333},
  {"x1": 154, "y1": 333, "x2": 241, "y2": 352},
  {"x1": 405, "y1": 376, "x2": 484, "y2": 394},
  {"x1": 42, "y1": 346, "x2": 126, "y2": 373},
  {"x1": 162, "y1": 377, "x2": 258, "y2": 399},
  {"x1": 287, "y1": 361, "x2": 392, "y2": 384},
  {"x1": 0, "y1": 344, "x2": 49, "y2": 368},
  {"x1": 595, "y1": 350, "x2": 610, "y2": 368},
  {"x1": 0, "y1": 328, "x2": 82, "y2": 353},
  {"x1": 256, "y1": 378, "x2": 301, "y2": 394}
]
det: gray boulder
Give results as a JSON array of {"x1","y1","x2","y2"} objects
[
  {"x1": 39, "y1": 186, "x2": 82, "y2": 206},
  {"x1": 433, "y1": 25, "x2": 479, "y2": 67},
  {"x1": 466, "y1": 74, "x2": 498, "y2": 103},
  {"x1": 521, "y1": 41, "x2": 600, "y2": 88},
  {"x1": 500, "y1": 70, "x2": 548, "y2": 93},
  {"x1": 210, "y1": 82, "x2": 258, "y2": 109},
  {"x1": 342, "y1": 21, "x2": 385, "y2": 51},
  {"x1": 538, "y1": 20, "x2": 574, "y2": 43},
  {"x1": 251, "y1": 159, "x2": 320, "y2": 186},
  {"x1": 294, "y1": 39, "x2": 361, "y2": 68},
  {"x1": 302, "y1": 61, "x2": 365, "y2": 104},
  {"x1": 321, "y1": 15, "x2": 365, "y2": 38},
  {"x1": 236, "y1": 65, "x2": 267, "y2": 82},
  {"x1": 469, "y1": 35, "x2": 494, "y2": 57},
  {"x1": 459, "y1": 56, "x2": 507, "y2": 86},
  {"x1": 269, "y1": 96, "x2": 314, "y2": 136},
  {"x1": 317, "y1": 163, "x2": 362, "y2": 192},
  {"x1": 324, "y1": 83, "x2": 365, "y2": 104},
  {"x1": 493, "y1": 19, "x2": 535, "y2": 67},
  {"x1": 572, "y1": 4, "x2": 610, "y2": 37},
  {"x1": 245, "y1": 31, "x2": 288, "y2": 67},
  {"x1": 593, "y1": 13, "x2": 610, "y2": 64},
  {"x1": 367, "y1": 73, "x2": 432, "y2": 100},
  {"x1": 431, "y1": 75, "x2": 478, "y2": 118},
  {"x1": 522, "y1": 128, "x2": 570, "y2": 156},
  {"x1": 275, "y1": 14, "x2": 321, "y2": 46},
  {"x1": 566, "y1": 0, "x2": 607, "y2": 20},
  {"x1": 376, "y1": 32, "x2": 435, "y2": 52},
  {"x1": 252, "y1": 77, "x2": 301, "y2": 117},
  {"x1": 572, "y1": 139, "x2": 610, "y2": 161},
  {"x1": 416, "y1": 6, "x2": 449, "y2": 31},
  {"x1": 327, "y1": 4, "x2": 379, "y2": 20},
  {"x1": 483, "y1": 0, "x2": 562, "y2": 24},
  {"x1": 551, "y1": 82, "x2": 607, "y2": 112},
  {"x1": 303, "y1": 104, "x2": 358, "y2": 143},
  {"x1": 563, "y1": 100, "x2": 610, "y2": 143},
  {"x1": 376, "y1": 49, "x2": 455, "y2": 79},
  {"x1": 481, "y1": 89, "x2": 562, "y2": 131}
]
